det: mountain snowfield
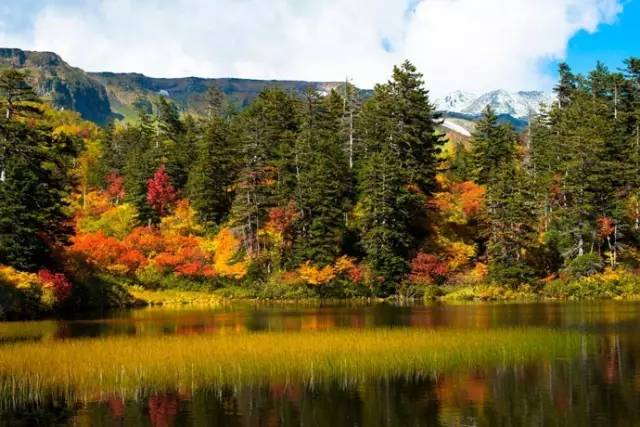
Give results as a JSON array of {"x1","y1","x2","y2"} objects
[{"x1": 436, "y1": 90, "x2": 556, "y2": 119}]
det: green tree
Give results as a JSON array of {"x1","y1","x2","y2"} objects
[
  {"x1": 231, "y1": 88, "x2": 299, "y2": 256},
  {"x1": 123, "y1": 109, "x2": 159, "y2": 224},
  {"x1": 0, "y1": 71, "x2": 77, "y2": 270},
  {"x1": 293, "y1": 90, "x2": 350, "y2": 265},
  {"x1": 386, "y1": 61, "x2": 444, "y2": 195},
  {"x1": 0, "y1": 69, "x2": 39, "y2": 119},
  {"x1": 555, "y1": 62, "x2": 576, "y2": 109},
  {"x1": 188, "y1": 104, "x2": 237, "y2": 227},
  {"x1": 356, "y1": 62, "x2": 442, "y2": 291}
]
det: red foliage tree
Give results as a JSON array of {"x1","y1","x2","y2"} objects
[
  {"x1": 105, "y1": 170, "x2": 125, "y2": 204},
  {"x1": 147, "y1": 165, "x2": 176, "y2": 217},
  {"x1": 38, "y1": 269, "x2": 73, "y2": 303},
  {"x1": 409, "y1": 252, "x2": 449, "y2": 285}
]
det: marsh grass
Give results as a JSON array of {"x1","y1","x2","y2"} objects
[
  {"x1": 0, "y1": 328, "x2": 585, "y2": 407},
  {"x1": 128, "y1": 286, "x2": 223, "y2": 307}
]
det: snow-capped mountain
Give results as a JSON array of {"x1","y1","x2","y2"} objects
[
  {"x1": 436, "y1": 90, "x2": 555, "y2": 119},
  {"x1": 436, "y1": 90, "x2": 477, "y2": 112}
]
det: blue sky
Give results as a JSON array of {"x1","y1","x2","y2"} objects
[
  {"x1": 548, "y1": 0, "x2": 640, "y2": 76},
  {"x1": 0, "y1": 0, "x2": 637, "y2": 96}
]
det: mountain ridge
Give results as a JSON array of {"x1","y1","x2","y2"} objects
[
  {"x1": 435, "y1": 89, "x2": 556, "y2": 119},
  {"x1": 0, "y1": 48, "x2": 346, "y2": 124},
  {"x1": 1, "y1": 47, "x2": 552, "y2": 131}
]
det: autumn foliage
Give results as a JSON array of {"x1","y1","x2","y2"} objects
[
  {"x1": 409, "y1": 253, "x2": 449, "y2": 285},
  {"x1": 147, "y1": 165, "x2": 176, "y2": 217},
  {"x1": 105, "y1": 170, "x2": 125, "y2": 204},
  {"x1": 37, "y1": 269, "x2": 73, "y2": 303},
  {"x1": 0, "y1": 265, "x2": 73, "y2": 310},
  {"x1": 296, "y1": 256, "x2": 364, "y2": 286}
]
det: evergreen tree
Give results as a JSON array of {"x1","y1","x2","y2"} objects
[
  {"x1": 231, "y1": 88, "x2": 299, "y2": 255},
  {"x1": 293, "y1": 90, "x2": 350, "y2": 265},
  {"x1": 0, "y1": 71, "x2": 77, "y2": 270},
  {"x1": 188, "y1": 103, "x2": 237, "y2": 227},
  {"x1": 123, "y1": 109, "x2": 159, "y2": 224},
  {"x1": 0, "y1": 69, "x2": 38, "y2": 119},
  {"x1": 470, "y1": 106, "x2": 535, "y2": 282},
  {"x1": 355, "y1": 60, "x2": 444, "y2": 291},
  {"x1": 471, "y1": 106, "x2": 515, "y2": 186},
  {"x1": 386, "y1": 61, "x2": 444, "y2": 195},
  {"x1": 357, "y1": 144, "x2": 413, "y2": 294},
  {"x1": 555, "y1": 62, "x2": 577, "y2": 109},
  {"x1": 156, "y1": 96, "x2": 192, "y2": 190}
]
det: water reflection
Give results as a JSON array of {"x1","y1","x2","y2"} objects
[
  {"x1": 6, "y1": 354, "x2": 640, "y2": 427},
  {"x1": 3, "y1": 301, "x2": 640, "y2": 343},
  {"x1": 3, "y1": 302, "x2": 640, "y2": 426}
]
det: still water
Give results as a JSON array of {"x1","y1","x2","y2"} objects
[{"x1": 1, "y1": 301, "x2": 640, "y2": 426}]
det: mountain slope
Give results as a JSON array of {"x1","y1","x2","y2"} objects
[
  {"x1": 88, "y1": 72, "x2": 343, "y2": 120},
  {"x1": 0, "y1": 48, "x2": 346, "y2": 124},
  {"x1": 0, "y1": 48, "x2": 117, "y2": 124}
]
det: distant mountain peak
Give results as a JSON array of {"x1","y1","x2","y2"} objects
[
  {"x1": 436, "y1": 89, "x2": 556, "y2": 119},
  {"x1": 436, "y1": 90, "x2": 477, "y2": 112}
]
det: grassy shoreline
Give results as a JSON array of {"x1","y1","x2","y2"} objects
[
  {"x1": 126, "y1": 280, "x2": 640, "y2": 307},
  {"x1": 6, "y1": 269, "x2": 640, "y2": 321}
]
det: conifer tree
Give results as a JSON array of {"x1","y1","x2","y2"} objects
[
  {"x1": 188, "y1": 102, "x2": 237, "y2": 227},
  {"x1": 231, "y1": 88, "x2": 299, "y2": 255},
  {"x1": 0, "y1": 69, "x2": 38, "y2": 119},
  {"x1": 386, "y1": 61, "x2": 444, "y2": 195},
  {"x1": 0, "y1": 70, "x2": 77, "y2": 270},
  {"x1": 555, "y1": 62, "x2": 577, "y2": 109},
  {"x1": 470, "y1": 106, "x2": 535, "y2": 282},
  {"x1": 155, "y1": 96, "x2": 193, "y2": 190},
  {"x1": 293, "y1": 90, "x2": 350, "y2": 265},
  {"x1": 124, "y1": 108, "x2": 159, "y2": 224},
  {"x1": 356, "y1": 61, "x2": 442, "y2": 291}
]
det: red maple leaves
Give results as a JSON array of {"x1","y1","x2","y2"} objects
[{"x1": 147, "y1": 165, "x2": 176, "y2": 217}]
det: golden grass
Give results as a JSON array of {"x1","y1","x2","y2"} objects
[
  {"x1": 0, "y1": 328, "x2": 584, "y2": 405},
  {"x1": 128, "y1": 286, "x2": 222, "y2": 307}
]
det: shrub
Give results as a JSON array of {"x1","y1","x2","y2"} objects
[
  {"x1": 37, "y1": 269, "x2": 73, "y2": 305},
  {"x1": 544, "y1": 269, "x2": 640, "y2": 299},
  {"x1": 409, "y1": 253, "x2": 449, "y2": 285},
  {"x1": 563, "y1": 253, "x2": 604, "y2": 278}
]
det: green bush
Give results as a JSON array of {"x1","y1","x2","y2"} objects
[
  {"x1": 488, "y1": 262, "x2": 537, "y2": 288},
  {"x1": 562, "y1": 253, "x2": 603, "y2": 278}
]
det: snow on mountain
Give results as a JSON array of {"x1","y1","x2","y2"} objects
[
  {"x1": 435, "y1": 90, "x2": 477, "y2": 112},
  {"x1": 436, "y1": 90, "x2": 556, "y2": 119},
  {"x1": 441, "y1": 119, "x2": 471, "y2": 137}
]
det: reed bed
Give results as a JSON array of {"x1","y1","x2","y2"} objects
[{"x1": 0, "y1": 328, "x2": 585, "y2": 406}]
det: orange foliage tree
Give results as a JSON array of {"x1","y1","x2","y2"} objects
[{"x1": 209, "y1": 228, "x2": 247, "y2": 279}]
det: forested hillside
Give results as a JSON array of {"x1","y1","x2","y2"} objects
[
  {"x1": 0, "y1": 48, "x2": 351, "y2": 125},
  {"x1": 2, "y1": 58, "x2": 640, "y2": 318}
]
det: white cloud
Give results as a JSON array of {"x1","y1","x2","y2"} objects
[
  {"x1": 405, "y1": 0, "x2": 623, "y2": 95},
  {"x1": 0, "y1": 0, "x2": 624, "y2": 96}
]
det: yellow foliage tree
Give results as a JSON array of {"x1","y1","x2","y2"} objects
[
  {"x1": 78, "y1": 203, "x2": 137, "y2": 240},
  {"x1": 209, "y1": 228, "x2": 247, "y2": 279},
  {"x1": 160, "y1": 200, "x2": 204, "y2": 237},
  {"x1": 298, "y1": 262, "x2": 336, "y2": 286}
]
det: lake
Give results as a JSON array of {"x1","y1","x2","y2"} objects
[{"x1": 1, "y1": 301, "x2": 639, "y2": 426}]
